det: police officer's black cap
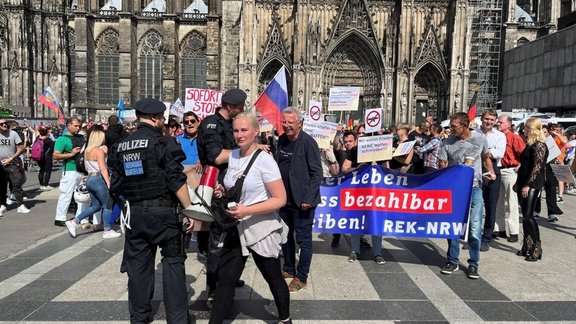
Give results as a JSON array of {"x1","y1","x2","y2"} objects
[
  {"x1": 134, "y1": 98, "x2": 166, "y2": 115},
  {"x1": 221, "y1": 88, "x2": 247, "y2": 105}
]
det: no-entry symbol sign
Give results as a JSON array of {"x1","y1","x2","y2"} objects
[
  {"x1": 364, "y1": 108, "x2": 382, "y2": 133},
  {"x1": 309, "y1": 105, "x2": 322, "y2": 121}
]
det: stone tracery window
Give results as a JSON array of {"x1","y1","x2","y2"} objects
[
  {"x1": 139, "y1": 31, "x2": 163, "y2": 99},
  {"x1": 180, "y1": 31, "x2": 206, "y2": 98},
  {"x1": 68, "y1": 28, "x2": 76, "y2": 103},
  {"x1": 97, "y1": 28, "x2": 119, "y2": 105}
]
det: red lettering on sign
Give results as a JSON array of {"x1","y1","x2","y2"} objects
[{"x1": 340, "y1": 188, "x2": 452, "y2": 214}]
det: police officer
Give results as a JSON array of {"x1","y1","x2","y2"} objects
[
  {"x1": 109, "y1": 98, "x2": 193, "y2": 324},
  {"x1": 197, "y1": 88, "x2": 247, "y2": 174}
]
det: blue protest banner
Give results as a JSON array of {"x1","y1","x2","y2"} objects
[{"x1": 314, "y1": 165, "x2": 474, "y2": 239}]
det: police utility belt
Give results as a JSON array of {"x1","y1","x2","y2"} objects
[{"x1": 120, "y1": 198, "x2": 177, "y2": 233}]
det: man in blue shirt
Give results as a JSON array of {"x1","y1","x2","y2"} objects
[{"x1": 177, "y1": 111, "x2": 200, "y2": 172}]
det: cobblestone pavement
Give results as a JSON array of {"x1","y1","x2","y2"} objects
[{"x1": 1, "y1": 173, "x2": 576, "y2": 323}]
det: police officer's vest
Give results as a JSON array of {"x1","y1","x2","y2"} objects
[{"x1": 115, "y1": 131, "x2": 170, "y2": 201}]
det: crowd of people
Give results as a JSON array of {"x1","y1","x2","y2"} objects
[{"x1": 0, "y1": 93, "x2": 573, "y2": 323}]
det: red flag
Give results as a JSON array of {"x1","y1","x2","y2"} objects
[{"x1": 467, "y1": 89, "x2": 479, "y2": 123}]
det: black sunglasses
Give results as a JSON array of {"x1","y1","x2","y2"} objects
[
  {"x1": 183, "y1": 119, "x2": 198, "y2": 125},
  {"x1": 0, "y1": 122, "x2": 8, "y2": 127}
]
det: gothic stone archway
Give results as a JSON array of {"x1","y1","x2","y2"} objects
[
  {"x1": 413, "y1": 62, "x2": 447, "y2": 124},
  {"x1": 322, "y1": 32, "x2": 383, "y2": 121}
]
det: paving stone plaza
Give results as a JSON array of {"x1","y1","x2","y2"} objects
[{"x1": 2, "y1": 171, "x2": 576, "y2": 323}]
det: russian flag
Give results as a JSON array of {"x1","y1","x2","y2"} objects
[
  {"x1": 254, "y1": 66, "x2": 289, "y2": 134},
  {"x1": 38, "y1": 86, "x2": 66, "y2": 125}
]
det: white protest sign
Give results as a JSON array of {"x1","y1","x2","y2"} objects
[
  {"x1": 328, "y1": 87, "x2": 361, "y2": 111},
  {"x1": 163, "y1": 102, "x2": 171, "y2": 120},
  {"x1": 184, "y1": 88, "x2": 224, "y2": 119},
  {"x1": 170, "y1": 98, "x2": 184, "y2": 118},
  {"x1": 122, "y1": 110, "x2": 136, "y2": 123},
  {"x1": 303, "y1": 120, "x2": 338, "y2": 149},
  {"x1": 393, "y1": 140, "x2": 416, "y2": 157},
  {"x1": 308, "y1": 100, "x2": 323, "y2": 121},
  {"x1": 550, "y1": 164, "x2": 575, "y2": 184},
  {"x1": 357, "y1": 135, "x2": 394, "y2": 163},
  {"x1": 364, "y1": 108, "x2": 382, "y2": 133},
  {"x1": 546, "y1": 135, "x2": 561, "y2": 163}
]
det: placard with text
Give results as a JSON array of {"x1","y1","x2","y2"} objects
[
  {"x1": 184, "y1": 88, "x2": 224, "y2": 119},
  {"x1": 357, "y1": 135, "x2": 394, "y2": 163},
  {"x1": 303, "y1": 120, "x2": 339, "y2": 149},
  {"x1": 314, "y1": 165, "x2": 474, "y2": 239}
]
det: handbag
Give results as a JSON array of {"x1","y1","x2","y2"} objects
[{"x1": 208, "y1": 149, "x2": 263, "y2": 256}]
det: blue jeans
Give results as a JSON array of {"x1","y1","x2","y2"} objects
[
  {"x1": 74, "y1": 173, "x2": 114, "y2": 230},
  {"x1": 447, "y1": 186, "x2": 483, "y2": 268},
  {"x1": 280, "y1": 205, "x2": 314, "y2": 283},
  {"x1": 351, "y1": 235, "x2": 383, "y2": 257}
]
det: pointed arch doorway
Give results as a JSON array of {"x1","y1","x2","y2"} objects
[
  {"x1": 413, "y1": 63, "x2": 447, "y2": 124},
  {"x1": 322, "y1": 32, "x2": 383, "y2": 123},
  {"x1": 258, "y1": 59, "x2": 292, "y2": 102}
]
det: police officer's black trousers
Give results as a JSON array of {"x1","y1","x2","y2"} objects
[
  {"x1": 123, "y1": 206, "x2": 189, "y2": 324},
  {"x1": 209, "y1": 246, "x2": 290, "y2": 324}
]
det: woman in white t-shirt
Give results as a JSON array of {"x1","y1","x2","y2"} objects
[{"x1": 210, "y1": 113, "x2": 290, "y2": 324}]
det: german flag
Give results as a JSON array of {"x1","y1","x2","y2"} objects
[{"x1": 467, "y1": 83, "x2": 481, "y2": 122}]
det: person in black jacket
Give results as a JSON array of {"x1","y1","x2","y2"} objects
[
  {"x1": 275, "y1": 107, "x2": 322, "y2": 293},
  {"x1": 37, "y1": 127, "x2": 54, "y2": 190},
  {"x1": 108, "y1": 98, "x2": 194, "y2": 323},
  {"x1": 104, "y1": 115, "x2": 127, "y2": 149}
]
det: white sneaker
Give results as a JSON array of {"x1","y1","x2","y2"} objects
[
  {"x1": 6, "y1": 199, "x2": 14, "y2": 206},
  {"x1": 0, "y1": 205, "x2": 6, "y2": 217},
  {"x1": 80, "y1": 218, "x2": 90, "y2": 225},
  {"x1": 17, "y1": 205, "x2": 30, "y2": 214},
  {"x1": 103, "y1": 229, "x2": 121, "y2": 239},
  {"x1": 65, "y1": 220, "x2": 78, "y2": 237}
]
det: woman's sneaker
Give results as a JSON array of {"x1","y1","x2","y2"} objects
[
  {"x1": 65, "y1": 220, "x2": 78, "y2": 238},
  {"x1": 103, "y1": 230, "x2": 121, "y2": 239}
]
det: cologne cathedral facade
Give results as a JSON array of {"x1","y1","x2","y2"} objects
[{"x1": 0, "y1": 0, "x2": 568, "y2": 125}]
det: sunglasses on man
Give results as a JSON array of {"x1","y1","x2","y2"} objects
[{"x1": 183, "y1": 119, "x2": 198, "y2": 125}]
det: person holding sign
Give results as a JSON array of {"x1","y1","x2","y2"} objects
[
  {"x1": 438, "y1": 112, "x2": 496, "y2": 279},
  {"x1": 341, "y1": 132, "x2": 386, "y2": 265},
  {"x1": 515, "y1": 118, "x2": 548, "y2": 261},
  {"x1": 390, "y1": 124, "x2": 414, "y2": 173}
]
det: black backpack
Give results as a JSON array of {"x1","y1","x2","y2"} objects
[{"x1": 67, "y1": 135, "x2": 88, "y2": 175}]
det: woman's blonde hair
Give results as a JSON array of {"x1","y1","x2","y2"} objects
[
  {"x1": 396, "y1": 123, "x2": 410, "y2": 133},
  {"x1": 86, "y1": 129, "x2": 105, "y2": 151},
  {"x1": 525, "y1": 117, "x2": 546, "y2": 145},
  {"x1": 233, "y1": 113, "x2": 260, "y2": 130}
]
